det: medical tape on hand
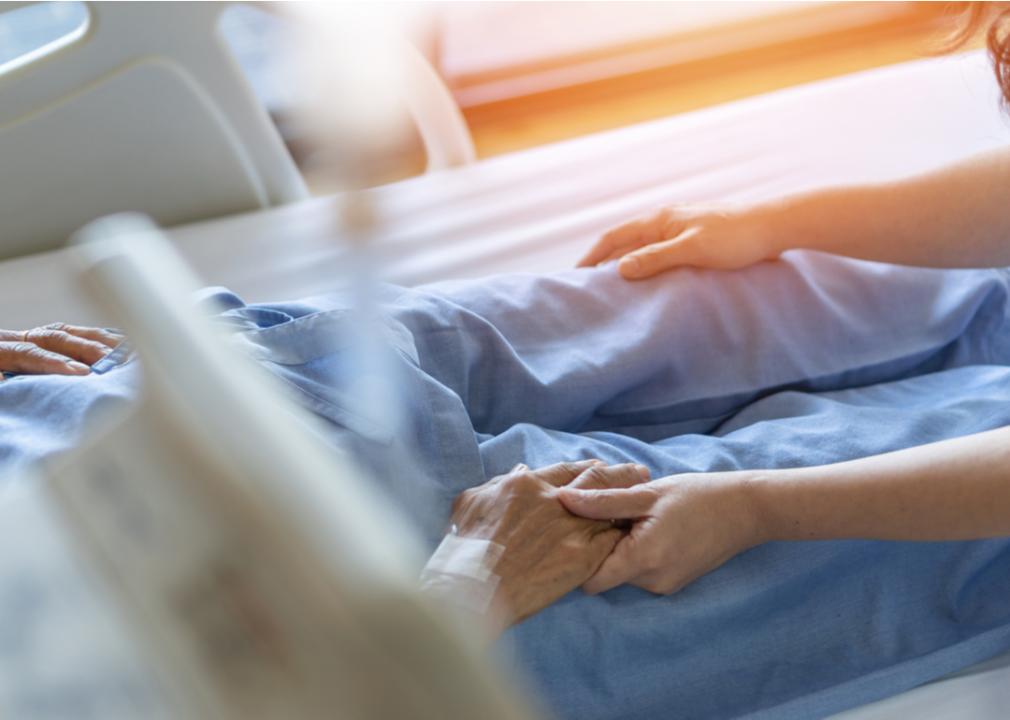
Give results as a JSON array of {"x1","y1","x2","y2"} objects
[{"x1": 419, "y1": 534, "x2": 505, "y2": 615}]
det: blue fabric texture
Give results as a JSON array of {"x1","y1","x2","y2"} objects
[{"x1": 2, "y1": 251, "x2": 1010, "y2": 719}]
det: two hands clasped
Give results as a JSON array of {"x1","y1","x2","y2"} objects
[{"x1": 448, "y1": 459, "x2": 761, "y2": 629}]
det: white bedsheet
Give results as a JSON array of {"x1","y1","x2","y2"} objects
[
  {"x1": 2, "y1": 49, "x2": 1009, "y2": 717},
  {"x1": 6, "y1": 50, "x2": 1010, "y2": 329}
]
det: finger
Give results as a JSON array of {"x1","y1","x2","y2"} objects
[
  {"x1": 557, "y1": 485, "x2": 655, "y2": 520},
  {"x1": 582, "y1": 535, "x2": 642, "y2": 594},
  {"x1": 569, "y1": 463, "x2": 650, "y2": 491},
  {"x1": 0, "y1": 342, "x2": 90, "y2": 375},
  {"x1": 51, "y1": 323, "x2": 123, "y2": 349},
  {"x1": 597, "y1": 242, "x2": 647, "y2": 265},
  {"x1": 576, "y1": 220, "x2": 648, "y2": 268},
  {"x1": 584, "y1": 526, "x2": 623, "y2": 572},
  {"x1": 535, "y1": 459, "x2": 605, "y2": 487},
  {"x1": 617, "y1": 226, "x2": 703, "y2": 280},
  {"x1": 582, "y1": 206, "x2": 692, "y2": 268},
  {"x1": 600, "y1": 232, "x2": 668, "y2": 264},
  {"x1": 26, "y1": 328, "x2": 110, "y2": 365},
  {"x1": 598, "y1": 249, "x2": 630, "y2": 265},
  {"x1": 597, "y1": 210, "x2": 691, "y2": 267},
  {"x1": 575, "y1": 225, "x2": 631, "y2": 268}
]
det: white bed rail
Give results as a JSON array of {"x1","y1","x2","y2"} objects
[{"x1": 0, "y1": 1, "x2": 474, "y2": 260}]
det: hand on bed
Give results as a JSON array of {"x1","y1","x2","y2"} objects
[
  {"x1": 0, "y1": 323, "x2": 121, "y2": 378},
  {"x1": 558, "y1": 471, "x2": 763, "y2": 595},
  {"x1": 577, "y1": 205, "x2": 778, "y2": 280},
  {"x1": 448, "y1": 460, "x2": 650, "y2": 629}
]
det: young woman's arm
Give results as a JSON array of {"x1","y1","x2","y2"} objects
[
  {"x1": 763, "y1": 147, "x2": 1010, "y2": 269},
  {"x1": 558, "y1": 426, "x2": 1010, "y2": 595},
  {"x1": 752, "y1": 425, "x2": 1010, "y2": 542},
  {"x1": 578, "y1": 146, "x2": 1010, "y2": 279}
]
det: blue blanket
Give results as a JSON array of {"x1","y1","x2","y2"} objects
[{"x1": 2, "y1": 251, "x2": 1010, "y2": 719}]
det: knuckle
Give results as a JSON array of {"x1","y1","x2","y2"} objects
[
  {"x1": 42, "y1": 322, "x2": 68, "y2": 332},
  {"x1": 504, "y1": 472, "x2": 538, "y2": 493},
  {"x1": 34, "y1": 329, "x2": 66, "y2": 344},
  {"x1": 560, "y1": 535, "x2": 585, "y2": 555},
  {"x1": 554, "y1": 461, "x2": 581, "y2": 477},
  {"x1": 11, "y1": 342, "x2": 39, "y2": 356},
  {"x1": 606, "y1": 464, "x2": 636, "y2": 484},
  {"x1": 517, "y1": 473, "x2": 542, "y2": 492}
]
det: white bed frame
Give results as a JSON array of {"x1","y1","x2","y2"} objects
[{"x1": 1, "y1": 50, "x2": 1009, "y2": 718}]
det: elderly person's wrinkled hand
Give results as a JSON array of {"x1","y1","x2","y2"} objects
[
  {"x1": 447, "y1": 460, "x2": 650, "y2": 630},
  {"x1": 0, "y1": 323, "x2": 121, "y2": 377}
]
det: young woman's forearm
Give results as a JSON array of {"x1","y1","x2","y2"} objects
[
  {"x1": 749, "y1": 425, "x2": 1010, "y2": 542},
  {"x1": 762, "y1": 147, "x2": 1010, "y2": 269}
]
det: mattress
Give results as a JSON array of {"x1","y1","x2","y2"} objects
[{"x1": 1, "y1": 49, "x2": 1009, "y2": 718}]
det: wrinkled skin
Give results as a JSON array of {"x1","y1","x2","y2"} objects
[{"x1": 449, "y1": 460, "x2": 649, "y2": 627}]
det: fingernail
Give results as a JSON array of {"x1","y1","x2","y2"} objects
[
  {"x1": 618, "y1": 256, "x2": 641, "y2": 277},
  {"x1": 66, "y1": 361, "x2": 90, "y2": 374},
  {"x1": 510, "y1": 463, "x2": 528, "y2": 473},
  {"x1": 635, "y1": 464, "x2": 651, "y2": 479},
  {"x1": 591, "y1": 459, "x2": 606, "y2": 466}
]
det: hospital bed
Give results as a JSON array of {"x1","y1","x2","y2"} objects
[{"x1": 2, "y1": 48, "x2": 1010, "y2": 718}]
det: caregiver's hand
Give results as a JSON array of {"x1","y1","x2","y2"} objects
[
  {"x1": 576, "y1": 205, "x2": 779, "y2": 280},
  {"x1": 449, "y1": 460, "x2": 650, "y2": 628},
  {"x1": 0, "y1": 323, "x2": 121, "y2": 377},
  {"x1": 558, "y1": 472, "x2": 762, "y2": 595}
]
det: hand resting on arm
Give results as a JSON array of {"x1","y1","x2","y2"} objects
[{"x1": 0, "y1": 323, "x2": 120, "y2": 377}]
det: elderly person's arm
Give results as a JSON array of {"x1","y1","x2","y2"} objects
[
  {"x1": 558, "y1": 426, "x2": 1010, "y2": 596},
  {"x1": 0, "y1": 323, "x2": 121, "y2": 377}
]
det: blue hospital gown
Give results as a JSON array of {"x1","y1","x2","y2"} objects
[{"x1": 2, "y1": 251, "x2": 1010, "y2": 720}]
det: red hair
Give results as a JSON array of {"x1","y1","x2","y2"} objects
[
  {"x1": 991, "y1": 9, "x2": 1010, "y2": 107},
  {"x1": 946, "y1": 3, "x2": 1010, "y2": 108}
]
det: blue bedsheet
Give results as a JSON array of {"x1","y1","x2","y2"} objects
[{"x1": 2, "y1": 251, "x2": 1010, "y2": 719}]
